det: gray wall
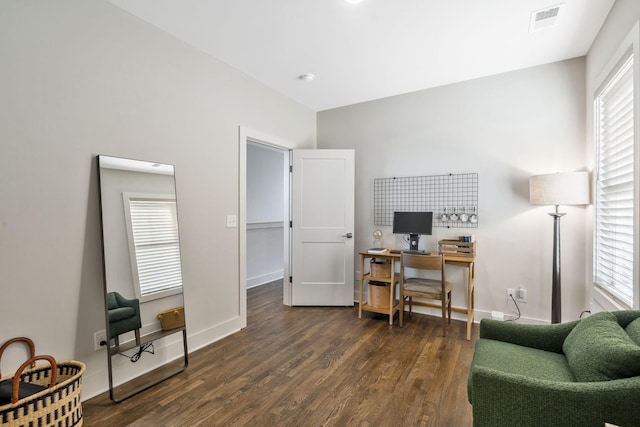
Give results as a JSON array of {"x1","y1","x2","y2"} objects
[
  {"x1": 318, "y1": 58, "x2": 588, "y2": 323},
  {"x1": 0, "y1": 0, "x2": 315, "y2": 398}
]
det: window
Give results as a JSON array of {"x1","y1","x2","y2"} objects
[
  {"x1": 124, "y1": 193, "x2": 183, "y2": 302},
  {"x1": 594, "y1": 52, "x2": 636, "y2": 308}
]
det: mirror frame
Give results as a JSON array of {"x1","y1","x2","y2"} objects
[{"x1": 96, "y1": 155, "x2": 188, "y2": 402}]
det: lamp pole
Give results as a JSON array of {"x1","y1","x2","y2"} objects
[{"x1": 550, "y1": 205, "x2": 565, "y2": 324}]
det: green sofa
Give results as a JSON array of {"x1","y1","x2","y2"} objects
[{"x1": 468, "y1": 310, "x2": 640, "y2": 427}]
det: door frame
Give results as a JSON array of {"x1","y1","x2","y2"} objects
[{"x1": 239, "y1": 126, "x2": 294, "y2": 321}]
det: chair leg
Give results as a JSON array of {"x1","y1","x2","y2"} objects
[
  {"x1": 135, "y1": 329, "x2": 141, "y2": 346},
  {"x1": 448, "y1": 291, "x2": 452, "y2": 324},
  {"x1": 399, "y1": 295, "x2": 405, "y2": 327},
  {"x1": 441, "y1": 297, "x2": 447, "y2": 337},
  {"x1": 114, "y1": 335, "x2": 120, "y2": 347}
]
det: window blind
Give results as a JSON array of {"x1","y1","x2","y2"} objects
[
  {"x1": 594, "y1": 54, "x2": 635, "y2": 306},
  {"x1": 129, "y1": 199, "x2": 183, "y2": 297}
]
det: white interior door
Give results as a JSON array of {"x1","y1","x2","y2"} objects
[{"x1": 290, "y1": 149, "x2": 355, "y2": 306}]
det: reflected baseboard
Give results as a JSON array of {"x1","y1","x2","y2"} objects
[{"x1": 109, "y1": 326, "x2": 186, "y2": 356}]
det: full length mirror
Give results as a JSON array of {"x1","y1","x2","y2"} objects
[{"x1": 97, "y1": 155, "x2": 188, "y2": 402}]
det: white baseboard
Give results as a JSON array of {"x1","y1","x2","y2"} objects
[
  {"x1": 247, "y1": 271, "x2": 283, "y2": 288},
  {"x1": 353, "y1": 291, "x2": 547, "y2": 326}
]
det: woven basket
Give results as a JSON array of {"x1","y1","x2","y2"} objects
[
  {"x1": 370, "y1": 259, "x2": 391, "y2": 278},
  {"x1": 0, "y1": 338, "x2": 85, "y2": 427}
]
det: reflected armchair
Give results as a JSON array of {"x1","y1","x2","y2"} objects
[{"x1": 107, "y1": 292, "x2": 141, "y2": 347}]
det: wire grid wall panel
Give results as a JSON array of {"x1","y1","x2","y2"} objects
[{"x1": 374, "y1": 173, "x2": 478, "y2": 228}]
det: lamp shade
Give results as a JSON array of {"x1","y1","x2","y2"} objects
[{"x1": 529, "y1": 171, "x2": 590, "y2": 206}]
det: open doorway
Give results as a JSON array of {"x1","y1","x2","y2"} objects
[
  {"x1": 239, "y1": 127, "x2": 294, "y2": 328},
  {"x1": 246, "y1": 142, "x2": 287, "y2": 292},
  {"x1": 239, "y1": 128, "x2": 355, "y2": 324}
]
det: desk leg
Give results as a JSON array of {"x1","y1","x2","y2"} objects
[
  {"x1": 388, "y1": 259, "x2": 395, "y2": 325},
  {"x1": 466, "y1": 262, "x2": 475, "y2": 340}
]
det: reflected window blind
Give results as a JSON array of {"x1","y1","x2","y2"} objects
[
  {"x1": 594, "y1": 53, "x2": 635, "y2": 306},
  {"x1": 129, "y1": 199, "x2": 183, "y2": 297}
]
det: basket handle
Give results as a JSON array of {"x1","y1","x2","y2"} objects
[
  {"x1": 0, "y1": 337, "x2": 36, "y2": 377},
  {"x1": 10, "y1": 355, "x2": 57, "y2": 404}
]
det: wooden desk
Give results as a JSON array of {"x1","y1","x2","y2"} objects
[{"x1": 358, "y1": 251, "x2": 476, "y2": 340}]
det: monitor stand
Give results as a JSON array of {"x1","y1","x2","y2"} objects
[{"x1": 408, "y1": 234, "x2": 422, "y2": 252}]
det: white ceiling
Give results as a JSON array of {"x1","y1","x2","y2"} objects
[{"x1": 107, "y1": 0, "x2": 615, "y2": 112}]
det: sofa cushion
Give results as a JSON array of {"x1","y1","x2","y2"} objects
[
  {"x1": 108, "y1": 306, "x2": 135, "y2": 322},
  {"x1": 626, "y1": 318, "x2": 640, "y2": 346},
  {"x1": 468, "y1": 338, "x2": 575, "y2": 399},
  {"x1": 563, "y1": 311, "x2": 640, "y2": 382}
]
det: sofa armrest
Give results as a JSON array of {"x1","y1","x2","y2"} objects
[
  {"x1": 471, "y1": 366, "x2": 640, "y2": 427},
  {"x1": 113, "y1": 293, "x2": 140, "y2": 315},
  {"x1": 479, "y1": 318, "x2": 580, "y2": 353}
]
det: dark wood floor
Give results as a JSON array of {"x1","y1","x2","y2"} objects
[{"x1": 83, "y1": 281, "x2": 478, "y2": 426}]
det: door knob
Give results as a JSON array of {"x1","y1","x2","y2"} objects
[{"x1": 342, "y1": 233, "x2": 353, "y2": 238}]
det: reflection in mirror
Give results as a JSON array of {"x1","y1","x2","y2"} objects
[{"x1": 97, "y1": 155, "x2": 188, "y2": 402}]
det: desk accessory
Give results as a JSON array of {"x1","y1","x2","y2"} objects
[
  {"x1": 373, "y1": 173, "x2": 478, "y2": 229},
  {"x1": 438, "y1": 239, "x2": 476, "y2": 257},
  {"x1": 367, "y1": 247, "x2": 388, "y2": 254},
  {"x1": 460, "y1": 208, "x2": 469, "y2": 222},
  {"x1": 372, "y1": 229, "x2": 383, "y2": 248}
]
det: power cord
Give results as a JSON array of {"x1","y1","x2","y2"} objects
[
  {"x1": 506, "y1": 294, "x2": 521, "y2": 322},
  {"x1": 117, "y1": 342, "x2": 155, "y2": 362}
]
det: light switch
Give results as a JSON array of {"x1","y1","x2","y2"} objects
[{"x1": 226, "y1": 214, "x2": 237, "y2": 228}]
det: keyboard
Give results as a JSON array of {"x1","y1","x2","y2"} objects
[{"x1": 390, "y1": 249, "x2": 430, "y2": 255}]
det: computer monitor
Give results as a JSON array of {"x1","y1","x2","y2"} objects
[{"x1": 392, "y1": 211, "x2": 433, "y2": 252}]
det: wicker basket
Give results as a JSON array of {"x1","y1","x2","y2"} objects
[
  {"x1": 0, "y1": 338, "x2": 85, "y2": 427},
  {"x1": 368, "y1": 281, "x2": 391, "y2": 308},
  {"x1": 370, "y1": 259, "x2": 391, "y2": 278}
]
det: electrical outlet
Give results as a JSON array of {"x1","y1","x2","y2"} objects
[
  {"x1": 506, "y1": 288, "x2": 515, "y2": 301},
  {"x1": 518, "y1": 288, "x2": 528, "y2": 303},
  {"x1": 94, "y1": 330, "x2": 107, "y2": 351},
  {"x1": 226, "y1": 214, "x2": 237, "y2": 228}
]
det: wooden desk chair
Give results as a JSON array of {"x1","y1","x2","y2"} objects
[{"x1": 399, "y1": 252, "x2": 453, "y2": 336}]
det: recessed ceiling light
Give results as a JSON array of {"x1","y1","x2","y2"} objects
[
  {"x1": 345, "y1": 0, "x2": 363, "y2": 4},
  {"x1": 298, "y1": 73, "x2": 316, "y2": 82}
]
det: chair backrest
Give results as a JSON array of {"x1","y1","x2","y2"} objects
[
  {"x1": 106, "y1": 292, "x2": 119, "y2": 310},
  {"x1": 401, "y1": 253, "x2": 446, "y2": 283}
]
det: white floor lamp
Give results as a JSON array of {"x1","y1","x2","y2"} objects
[{"x1": 529, "y1": 171, "x2": 590, "y2": 324}]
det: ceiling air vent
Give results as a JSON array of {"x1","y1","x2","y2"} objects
[{"x1": 529, "y1": 3, "x2": 564, "y2": 33}]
